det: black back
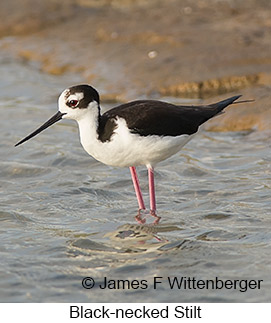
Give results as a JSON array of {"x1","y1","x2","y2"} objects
[{"x1": 98, "y1": 95, "x2": 241, "y2": 142}]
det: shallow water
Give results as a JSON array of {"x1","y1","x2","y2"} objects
[{"x1": 0, "y1": 55, "x2": 271, "y2": 302}]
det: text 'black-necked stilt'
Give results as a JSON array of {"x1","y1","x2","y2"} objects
[{"x1": 15, "y1": 84, "x2": 246, "y2": 224}]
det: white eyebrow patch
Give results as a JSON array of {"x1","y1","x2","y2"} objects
[{"x1": 67, "y1": 92, "x2": 84, "y2": 102}]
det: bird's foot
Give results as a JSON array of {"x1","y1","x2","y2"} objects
[
  {"x1": 135, "y1": 209, "x2": 161, "y2": 225},
  {"x1": 150, "y1": 210, "x2": 161, "y2": 225},
  {"x1": 135, "y1": 209, "x2": 147, "y2": 224}
]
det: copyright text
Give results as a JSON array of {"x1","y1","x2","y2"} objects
[{"x1": 81, "y1": 276, "x2": 263, "y2": 293}]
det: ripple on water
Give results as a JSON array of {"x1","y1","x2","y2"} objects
[
  {"x1": 1, "y1": 58, "x2": 271, "y2": 302},
  {"x1": 203, "y1": 212, "x2": 233, "y2": 220},
  {"x1": 0, "y1": 210, "x2": 33, "y2": 223},
  {"x1": 196, "y1": 230, "x2": 245, "y2": 241},
  {"x1": 0, "y1": 161, "x2": 50, "y2": 178}
]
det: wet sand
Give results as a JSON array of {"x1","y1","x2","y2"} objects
[{"x1": 0, "y1": 0, "x2": 270, "y2": 130}]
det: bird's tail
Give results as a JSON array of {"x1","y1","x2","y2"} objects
[
  {"x1": 187, "y1": 95, "x2": 254, "y2": 129},
  {"x1": 209, "y1": 95, "x2": 242, "y2": 115}
]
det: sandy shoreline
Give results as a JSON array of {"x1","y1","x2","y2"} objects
[{"x1": 0, "y1": 0, "x2": 270, "y2": 130}]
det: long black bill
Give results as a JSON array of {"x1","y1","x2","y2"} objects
[{"x1": 15, "y1": 111, "x2": 66, "y2": 147}]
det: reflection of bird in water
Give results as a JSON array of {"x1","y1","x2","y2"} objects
[
  {"x1": 70, "y1": 224, "x2": 187, "y2": 254},
  {"x1": 15, "y1": 84, "x2": 245, "y2": 224},
  {"x1": 106, "y1": 224, "x2": 166, "y2": 243},
  {"x1": 104, "y1": 224, "x2": 186, "y2": 251}
]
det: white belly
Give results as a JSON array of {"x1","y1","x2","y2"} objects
[{"x1": 79, "y1": 117, "x2": 195, "y2": 167}]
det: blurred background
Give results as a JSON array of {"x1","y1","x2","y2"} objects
[{"x1": 0, "y1": 0, "x2": 270, "y2": 129}]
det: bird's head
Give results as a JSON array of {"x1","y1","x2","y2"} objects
[
  {"x1": 59, "y1": 84, "x2": 100, "y2": 121},
  {"x1": 15, "y1": 84, "x2": 100, "y2": 147}
]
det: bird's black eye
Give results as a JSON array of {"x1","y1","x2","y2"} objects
[{"x1": 68, "y1": 100, "x2": 78, "y2": 107}]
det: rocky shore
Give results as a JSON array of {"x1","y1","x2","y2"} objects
[{"x1": 0, "y1": 0, "x2": 270, "y2": 130}]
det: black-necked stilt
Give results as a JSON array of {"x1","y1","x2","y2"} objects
[{"x1": 15, "y1": 84, "x2": 243, "y2": 224}]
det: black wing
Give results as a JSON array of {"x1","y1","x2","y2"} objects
[{"x1": 98, "y1": 95, "x2": 241, "y2": 141}]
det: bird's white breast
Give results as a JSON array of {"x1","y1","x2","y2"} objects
[{"x1": 77, "y1": 115, "x2": 195, "y2": 168}]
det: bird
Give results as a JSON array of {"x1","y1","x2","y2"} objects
[{"x1": 15, "y1": 84, "x2": 243, "y2": 224}]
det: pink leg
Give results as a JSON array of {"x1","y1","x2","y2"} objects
[
  {"x1": 148, "y1": 166, "x2": 161, "y2": 224},
  {"x1": 129, "y1": 167, "x2": 146, "y2": 223},
  {"x1": 148, "y1": 167, "x2": 156, "y2": 214}
]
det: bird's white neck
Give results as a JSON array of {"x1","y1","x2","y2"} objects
[{"x1": 76, "y1": 109, "x2": 101, "y2": 156}]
